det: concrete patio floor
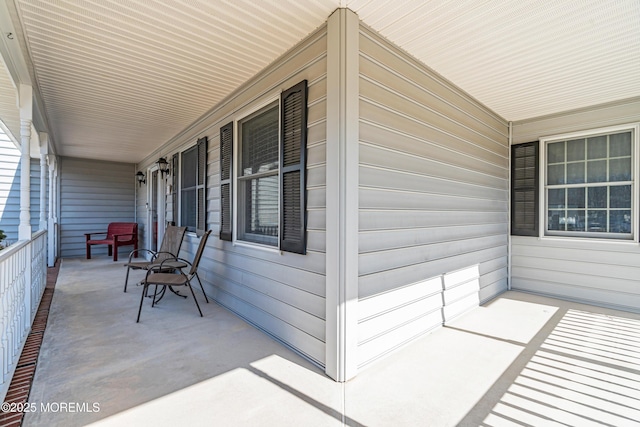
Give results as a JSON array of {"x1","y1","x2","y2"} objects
[{"x1": 23, "y1": 257, "x2": 640, "y2": 427}]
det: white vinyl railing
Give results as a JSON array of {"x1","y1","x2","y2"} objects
[
  {"x1": 0, "y1": 230, "x2": 47, "y2": 402},
  {"x1": 30, "y1": 231, "x2": 47, "y2": 318}
]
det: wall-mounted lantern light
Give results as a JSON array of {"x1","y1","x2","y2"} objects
[
  {"x1": 136, "y1": 171, "x2": 146, "y2": 186},
  {"x1": 157, "y1": 157, "x2": 170, "y2": 177}
]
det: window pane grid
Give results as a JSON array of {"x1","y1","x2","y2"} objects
[
  {"x1": 180, "y1": 140, "x2": 206, "y2": 234},
  {"x1": 237, "y1": 101, "x2": 279, "y2": 247},
  {"x1": 546, "y1": 130, "x2": 633, "y2": 238},
  {"x1": 181, "y1": 146, "x2": 198, "y2": 231},
  {"x1": 241, "y1": 106, "x2": 279, "y2": 176}
]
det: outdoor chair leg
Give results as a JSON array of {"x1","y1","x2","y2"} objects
[
  {"x1": 186, "y1": 282, "x2": 203, "y2": 317},
  {"x1": 194, "y1": 272, "x2": 209, "y2": 303},
  {"x1": 152, "y1": 285, "x2": 160, "y2": 307},
  {"x1": 151, "y1": 285, "x2": 170, "y2": 305},
  {"x1": 136, "y1": 283, "x2": 148, "y2": 323},
  {"x1": 124, "y1": 267, "x2": 131, "y2": 292}
]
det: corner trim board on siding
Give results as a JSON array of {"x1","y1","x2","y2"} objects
[{"x1": 325, "y1": 8, "x2": 360, "y2": 383}]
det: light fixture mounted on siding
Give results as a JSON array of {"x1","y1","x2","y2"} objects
[
  {"x1": 136, "y1": 171, "x2": 146, "y2": 186},
  {"x1": 157, "y1": 157, "x2": 170, "y2": 177}
]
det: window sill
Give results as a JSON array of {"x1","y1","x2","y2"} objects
[
  {"x1": 537, "y1": 235, "x2": 638, "y2": 246},
  {"x1": 232, "y1": 240, "x2": 281, "y2": 255}
]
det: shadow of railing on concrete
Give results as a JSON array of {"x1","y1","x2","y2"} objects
[{"x1": 482, "y1": 309, "x2": 640, "y2": 426}]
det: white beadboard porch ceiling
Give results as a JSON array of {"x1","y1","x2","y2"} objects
[{"x1": 9, "y1": 0, "x2": 640, "y2": 163}]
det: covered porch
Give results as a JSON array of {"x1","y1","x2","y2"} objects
[
  {"x1": 1, "y1": 1, "x2": 640, "y2": 424},
  {"x1": 20, "y1": 257, "x2": 640, "y2": 426}
]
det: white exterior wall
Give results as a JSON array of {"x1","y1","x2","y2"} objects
[
  {"x1": 357, "y1": 25, "x2": 509, "y2": 367},
  {"x1": 0, "y1": 136, "x2": 21, "y2": 243},
  {"x1": 0, "y1": 135, "x2": 46, "y2": 244},
  {"x1": 29, "y1": 158, "x2": 46, "y2": 231},
  {"x1": 138, "y1": 26, "x2": 328, "y2": 367},
  {"x1": 511, "y1": 98, "x2": 640, "y2": 313},
  {"x1": 134, "y1": 14, "x2": 517, "y2": 376}
]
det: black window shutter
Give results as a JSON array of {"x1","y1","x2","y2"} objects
[
  {"x1": 219, "y1": 122, "x2": 233, "y2": 241},
  {"x1": 511, "y1": 141, "x2": 539, "y2": 236},
  {"x1": 280, "y1": 80, "x2": 308, "y2": 254},
  {"x1": 171, "y1": 153, "x2": 179, "y2": 225},
  {"x1": 196, "y1": 136, "x2": 207, "y2": 237}
]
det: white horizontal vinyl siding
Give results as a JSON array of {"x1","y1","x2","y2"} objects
[
  {"x1": 149, "y1": 27, "x2": 328, "y2": 367},
  {"x1": 30, "y1": 159, "x2": 47, "y2": 232},
  {"x1": 59, "y1": 157, "x2": 136, "y2": 258},
  {"x1": 511, "y1": 236, "x2": 640, "y2": 313},
  {"x1": 0, "y1": 136, "x2": 21, "y2": 243},
  {"x1": 357, "y1": 25, "x2": 509, "y2": 367},
  {"x1": 511, "y1": 98, "x2": 640, "y2": 313},
  {"x1": 0, "y1": 136, "x2": 47, "y2": 243}
]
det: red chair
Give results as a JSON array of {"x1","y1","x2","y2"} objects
[{"x1": 85, "y1": 222, "x2": 138, "y2": 262}]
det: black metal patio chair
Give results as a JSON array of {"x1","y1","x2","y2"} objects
[
  {"x1": 123, "y1": 225, "x2": 187, "y2": 292},
  {"x1": 136, "y1": 230, "x2": 211, "y2": 322}
]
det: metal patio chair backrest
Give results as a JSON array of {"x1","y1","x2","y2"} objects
[{"x1": 156, "y1": 225, "x2": 187, "y2": 262}]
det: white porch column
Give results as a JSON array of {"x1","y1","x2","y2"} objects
[
  {"x1": 39, "y1": 132, "x2": 48, "y2": 231},
  {"x1": 18, "y1": 84, "x2": 33, "y2": 331},
  {"x1": 325, "y1": 8, "x2": 360, "y2": 382},
  {"x1": 47, "y1": 154, "x2": 57, "y2": 266},
  {"x1": 18, "y1": 84, "x2": 32, "y2": 241}
]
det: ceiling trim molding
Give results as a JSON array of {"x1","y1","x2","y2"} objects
[{"x1": 512, "y1": 96, "x2": 640, "y2": 126}]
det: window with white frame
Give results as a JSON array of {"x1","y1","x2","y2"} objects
[
  {"x1": 237, "y1": 101, "x2": 280, "y2": 246},
  {"x1": 219, "y1": 80, "x2": 308, "y2": 254},
  {"x1": 543, "y1": 127, "x2": 635, "y2": 239},
  {"x1": 178, "y1": 137, "x2": 207, "y2": 235}
]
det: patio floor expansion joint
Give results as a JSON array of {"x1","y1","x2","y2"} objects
[{"x1": 0, "y1": 259, "x2": 60, "y2": 427}]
